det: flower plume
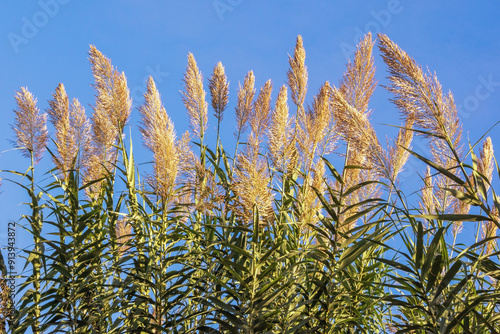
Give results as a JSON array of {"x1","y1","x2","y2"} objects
[
  {"x1": 235, "y1": 71, "x2": 255, "y2": 137},
  {"x1": 139, "y1": 76, "x2": 179, "y2": 204},
  {"x1": 209, "y1": 61, "x2": 229, "y2": 122},
  {"x1": 12, "y1": 87, "x2": 48, "y2": 163},
  {"x1": 182, "y1": 53, "x2": 208, "y2": 140}
]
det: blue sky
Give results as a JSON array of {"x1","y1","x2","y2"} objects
[{"x1": 1, "y1": 1, "x2": 500, "y2": 279}]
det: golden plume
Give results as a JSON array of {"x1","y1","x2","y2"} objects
[
  {"x1": 250, "y1": 79, "x2": 273, "y2": 143},
  {"x1": 88, "y1": 45, "x2": 132, "y2": 134},
  {"x1": 139, "y1": 76, "x2": 179, "y2": 204},
  {"x1": 209, "y1": 61, "x2": 229, "y2": 122},
  {"x1": 329, "y1": 34, "x2": 391, "y2": 230},
  {"x1": 233, "y1": 144, "x2": 274, "y2": 226},
  {"x1": 297, "y1": 82, "x2": 335, "y2": 171},
  {"x1": 48, "y1": 84, "x2": 92, "y2": 179},
  {"x1": 69, "y1": 98, "x2": 92, "y2": 173},
  {"x1": 267, "y1": 85, "x2": 296, "y2": 174},
  {"x1": 420, "y1": 166, "x2": 436, "y2": 216},
  {"x1": 47, "y1": 83, "x2": 72, "y2": 176},
  {"x1": 181, "y1": 53, "x2": 208, "y2": 140},
  {"x1": 287, "y1": 35, "x2": 308, "y2": 109},
  {"x1": 387, "y1": 116, "x2": 415, "y2": 183},
  {"x1": 235, "y1": 71, "x2": 255, "y2": 139},
  {"x1": 478, "y1": 137, "x2": 494, "y2": 191},
  {"x1": 339, "y1": 33, "x2": 376, "y2": 115},
  {"x1": 85, "y1": 45, "x2": 132, "y2": 196},
  {"x1": 12, "y1": 87, "x2": 48, "y2": 163},
  {"x1": 378, "y1": 34, "x2": 463, "y2": 212}
]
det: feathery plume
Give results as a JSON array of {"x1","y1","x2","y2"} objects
[
  {"x1": 234, "y1": 75, "x2": 274, "y2": 222},
  {"x1": 332, "y1": 33, "x2": 385, "y2": 175},
  {"x1": 250, "y1": 79, "x2": 273, "y2": 142},
  {"x1": 88, "y1": 45, "x2": 132, "y2": 134},
  {"x1": 181, "y1": 53, "x2": 208, "y2": 140},
  {"x1": 420, "y1": 166, "x2": 436, "y2": 216},
  {"x1": 331, "y1": 88, "x2": 386, "y2": 176},
  {"x1": 85, "y1": 45, "x2": 132, "y2": 196},
  {"x1": 267, "y1": 85, "x2": 294, "y2": 173},
  {"x1": 48, "y1": 84, "x2": 91, "y2": 178},
  {"x1": 387, "y1": 116, "x2": 415, "y2": 183},
  {"x1": 48, "y1": 83, "x2": 73, "y2": 176},
  {"x1": 478, "y1": 137, "x2": 494, "y2": 190},
  {"x1": 378, "y1": 34, "x2": 463, "y2": 212},
  {"x1": 287, "y1": 35, "x2": 308, "y2": 108},
  {"x1": 69, "y1": 98, "x2": 92, "y2": 172},
  {"x1": 330, "y1": 34, "x2": 388, "y2": 229},
  {"x1": 234, "y1": 78, "x2": 274, "y2": 224},
  {"x1": 209, "y1": 62, "x2": 229, "y2": 122},
  {"x1": 235, "y1": 71, "x2": 255, "y2": 137},
  {"x1": 339, "y1": 33, "x2": 376, "y2": 115},
  {"x1": 139, "y1": 76, "x2": 179, "y2": 204},
  {"x1": 298, "y1": 82, "x2": 335, "y2": 170},
  {"x1": 12, "y1": 87, "x2": 48, "y2": 163},
  {"x1": 233, "y1": 146, "x2": 274, "y2": 225}
]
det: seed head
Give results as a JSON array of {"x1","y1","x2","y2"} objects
[
  {"x1": 181, "y1": 53, "x2": 208, "y2": 139},
  {"x1": 287, "y1": 35, "x2": 308, "y2": 108},
  {"x1": 12, "y1": 87, "x2": 48, "y2": 163},
  {"x1": 209, "y1": 61, "x2": 229, "y2": 122},
  {"x1": 235, "y1": 71, "x2": 255, "y2": 137}
]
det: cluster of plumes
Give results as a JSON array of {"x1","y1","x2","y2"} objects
[
  {"x1": 10, "y1": 46, "x2": 131, "y2": 198},
  {"x1": 12, "y1": 87, "x2": 48, "y2": 164},
  {"x1": 180, "y1": 54, "x2": 228, "y2": 215},
  {"x1": 379, "y1": 33, "x2": 498, "y2": 244},
  {"x1": 139, "y1": 53, "x2": 228, "y2": 216},
  {"x1": 9, "y1": 35, "x2": 497, "y2": 247},
  {"x1": 286, "y1": 36, "x2": 331, "y2": 227},
  {"x1": 85, "y1": 46, "x2": 132, "y2": 197},
  {"x1": 47, "y1": 83, "x2": 92, "y2": 180},
  {"x1": 329, "y1": 33, "x2": 406, "y2": 231},
  {"x1": 378, "y1": 33, "x2": 463, "y2": 215}
]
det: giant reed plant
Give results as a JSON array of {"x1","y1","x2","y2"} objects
[{"x1": 1, "y1": 33, "x2": 499, "y2": 333}]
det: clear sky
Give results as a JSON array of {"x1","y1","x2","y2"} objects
[{"x1": 1, "y1": 1, "x2": 500, "y2": 273}]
